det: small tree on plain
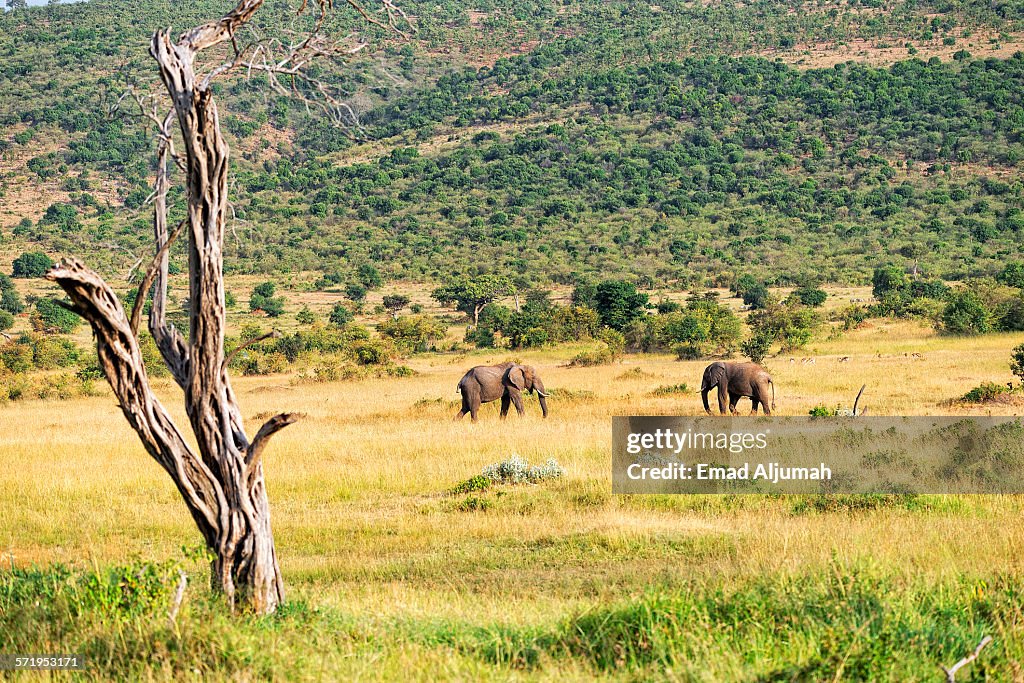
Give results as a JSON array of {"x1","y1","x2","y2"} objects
[
  {"x1": 382, "y1": 294, "x2": 410, "y2": 319},
  {"x1": 432, "y1": 274, "x2": 514, "y2": 327}
]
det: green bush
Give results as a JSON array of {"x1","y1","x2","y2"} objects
[
  {"x1": 295, "y1": 306, "x2": 317, "y2": 325},
  {"x1": 0, "y1": 310, "x2": 13, "y2": 332},
  {"x1": 791, "y1": 286, "x2": 827, "y2": 307},
  {"x1": 378, "y1": 315, "x2": 448, "y2": 354},
  {"x1": 960, "y1": 382, "x2": 1013, "y2": 403},
  {"x1": 329, "y1": 303, "x2": 353, "y2": 326},
  {"x1": 250, "y1": 282, "x2": 285, "y2": 317},
  {"x1": 808, "y1": 405, "x2": 839, "y2": 417},
  {"x1": 741, "y1": 331, "x2": 774, "y2": 363},
  {"x1": 594, "y1": 280, "x2": 648, "y2": 331},
  {"x1": 11, "y1": 251, "x2": 54, "y2": 278},
  {"x1": 941, "y1": 289, "x2": 992, "y2": 335},
  {"x1": 31, "y1": 299, "x2": 81, "y2": 334},
  {"x1": 1012, "y1": 344, "x2": 1024, "y2": 384}
]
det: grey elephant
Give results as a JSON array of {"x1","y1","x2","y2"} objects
[
  {"x1": 456, "y1": 362, "x2": 549, "y2": 422},
  {"x1": 701, "y1": 361, "x2": 775, "y2": 415}
]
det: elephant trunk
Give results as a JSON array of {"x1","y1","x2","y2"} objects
[
  {"x1": 701, "y1": 388, "x2": 711, "y2": 414},
  {"x1": 535, "y1": 379, "x2": 549, "y2": 418}
]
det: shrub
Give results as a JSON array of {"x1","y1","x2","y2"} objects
[
  {"x1": 997, "y1": 262, "x2": 1024, "y2": 289},
  {"x1": 594, "y1": 280, "x2": 648, "y2": 331},
  {"x1": 11, "y1": 251, "x2": 54, "y2": 278},
  {"x1": 872, "y1": 265, "x2": 908, "y2": 299},
  {"x1": 31, "y1": 299, "x2": 81, "y2": 334},
  {"x1": 648, "y1": 383, "x2": 689, "y2": 397},
  {"x1": 741, "y1": 331, "x2": 773, "y2": 363},
  {"x1": 0, "y1": 276, "x2": 24, "y2": 314},
  {"x1": 960, "y1": 382, "x2": 1013, "y2": 403},
  {"x1": 382, "y1": 294, "x2": 410, "y2": 317},
  {"x1": 1010, "y1": 344, "x2": 1024, "y2": 384},
  {"x1": 0, "y1": 310, "x2": 13, "y2": 332},
  {"x1": 449, "y1": 474, "x2": 492, "y2": 495},
  {"x1": 356, "y1": 263, "x2": 383, "y2": 289},
  {"x1": 748, "y1": 302, "x2": 820, "y2": 352},
  {"x1": 345, "y1": 282, "x2": 367, "y2": 302},
  {"x1": 250, "y1": 282, "x2": 285, "y2": 317},
  {"x1": 295, "y1": 306, "x2": 317, "y2": 325},
  {"x1": 350, "y1": 338, "x2": 393, "y2": 365},
  {"x1": 378, "y1": 315, "x2": 448, "y2": 354},
  {"x1": 481, "y1": 455, "x2": 565, "y2": 485},
  {"x1": 742, "y1": 283, "x2": 771, "y2": 309},
  {"x1": 791, "y1": 286, "x2": 827, "y2": 307},
  {"x1": 329, "y1": 303, "x2": 354, "y2": 326},
  {"x1": 940, "y1": 289, "x2": 991, "y2": 334},
  {"x1": 808, "y1": 405, "x2": 839, "y2": 417}
]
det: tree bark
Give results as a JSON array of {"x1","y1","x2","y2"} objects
[{"x1": 46, "y1": 0, "x2": 297, "y2": 615}]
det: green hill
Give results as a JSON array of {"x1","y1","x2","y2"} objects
[{"x1": 1, "y1": 0, "x2": 1023, "y2": 287}]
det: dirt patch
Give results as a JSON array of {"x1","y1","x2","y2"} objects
[{"x1": 758, "y1": 32, "x2": 1024, "y2": 69}]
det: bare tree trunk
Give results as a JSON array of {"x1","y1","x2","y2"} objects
[{"x1": 46, "y1": 0, "x2": 297, "y2": 615}]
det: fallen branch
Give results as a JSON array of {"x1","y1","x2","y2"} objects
[{"x1": 941, "y1": 636, "x2": 992, "y2": 682}]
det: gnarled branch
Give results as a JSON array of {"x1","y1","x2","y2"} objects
[{"x1": 245, "y1": 412, "x2": 301, "y2": 479}]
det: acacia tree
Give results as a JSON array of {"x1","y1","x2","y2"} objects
[
  {"x1": 432, "y1": 274, "x2": 514, "y2": 326},
  {"x1": 45, "y1": 0, "x2": 408, "y2": 615}
]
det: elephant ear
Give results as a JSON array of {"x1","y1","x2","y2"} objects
[
  {"x1": 505, "y1": 365, "x2": 526, "y2": 390},
  {"x1": 711, "y1": 363, "x2": 727, "y2": 385}
]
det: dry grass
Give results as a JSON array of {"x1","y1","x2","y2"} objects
[{"x1": 2, "y1": 318, "x2": 1023, "y2": 632}]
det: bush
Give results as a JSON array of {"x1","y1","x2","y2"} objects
[
  {"x1": 295, "y1": 306, "x2": 317, "y2": 325},
  {"x1": 997, "y1": 262, "x2": 1024, "y2": 289},
  {"x1": 648, "y1": 383, "x2": 689, "y2": 396},
  {"x1": 594, "y1": 280, "x2": 648, "y2": 330},
  {"x1": 250, "y1": 282, "x2": 285, "y2": 317},
  {"x1": 329, "y1": 303, "x2": 353, "y2": 326},
  {"x1": 741, "y1": 331, "x2": 774, "y2": 363},
  {"x1": 940, "y1": 289, "x2": 991, "y2": 335},
  {"x1": 791, "y1": 286, "x2": 827, "y2": 307},
  {"x1": 377, "y1": 315, "x2": 448, "y2": 354},
  {"x1": 742, "y1": 284, "x2": 771, "y2": 309},
  {"x1": 1010, "y1": 344, "x2": 1024, "y2": 384},
  {"x1": 872, "y1": 265, "x2": 908, "y2": 299},
  {"x1": 0, "y1": 310, "x2": 13, "y2": 332},
  {"x1": 808, "y1": 405, "x2": 839, "y2": 417},
  {"x1": 748, "y1": 302, "x2": 820, "y2": 353},
  {"x1": 11, "y1": 252, "x2": 54, "y2": 278},
  {"x1": 0, "y1": 275, "x2": 24, "y2": 314},
  {"x1": 960, "y1": 382, "x2": 1014, "y2": 403},
  {"x1": 31, "y1": 299, "x2": 81, "y2": 334},
  {"x1": 350, "y1": 338, "x2": 393, "y2": 365},
  {"x1": 481, "y1": 455, "x2": 565, "y2": 485}
]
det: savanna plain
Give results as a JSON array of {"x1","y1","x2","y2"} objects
[{"x1": 2, "y1": 307, "x2": 1024, "y2": 681}]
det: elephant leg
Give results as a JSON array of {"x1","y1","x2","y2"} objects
[
  {"x1": 750, "y1": 397, "x2": 760, "y2": 415},
  {"x1": 718, "y1": 384, "x2": 729, "y2": 415},
  {"x1": 760, "y1": 392, "x2": 771, "y2": 416},
  {"x1": 509, "y1": 389, "x2": 526, "y2": 416},
  {"x1": 500, "y1": 395, "x2": 511, "y2": 419},
  {"x1": 729, "y1": 392, "x2": 741, "y2": 416}
]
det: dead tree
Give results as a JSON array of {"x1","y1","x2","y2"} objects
[{"x1": 46, "y1": 0, "x2": 409, "y2": 615}]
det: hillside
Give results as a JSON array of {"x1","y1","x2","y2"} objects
[{"x1": 1, "y1": 0, "x2": 1023, "y2": 288}]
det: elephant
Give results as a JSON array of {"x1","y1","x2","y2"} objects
[
  {"x1": 701, "y1": 361, "x2": 775, "y2": 415},
  {"x1": 456, "y1": 362, "x2": 549, "y2": 422}
]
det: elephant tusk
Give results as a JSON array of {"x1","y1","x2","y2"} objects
[{"x1": 536, "y1": 389, "x2": 550, "y2": 397}]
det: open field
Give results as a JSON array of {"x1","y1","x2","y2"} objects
[{"x1": 2, "y1": 321, "x2": 1024, "y2": 679}]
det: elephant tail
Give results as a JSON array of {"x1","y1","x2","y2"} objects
[{"x1": 770, "y1": 379, "x2": 776, "y2": 411}]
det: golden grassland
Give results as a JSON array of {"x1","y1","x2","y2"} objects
[{"x1": 2, "y1": 314, "x2": 1024, "y2": 679}]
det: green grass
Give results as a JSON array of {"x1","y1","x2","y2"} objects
[{"x1": 1, "y1": 559, "x2": 1017, "y2": 681}]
